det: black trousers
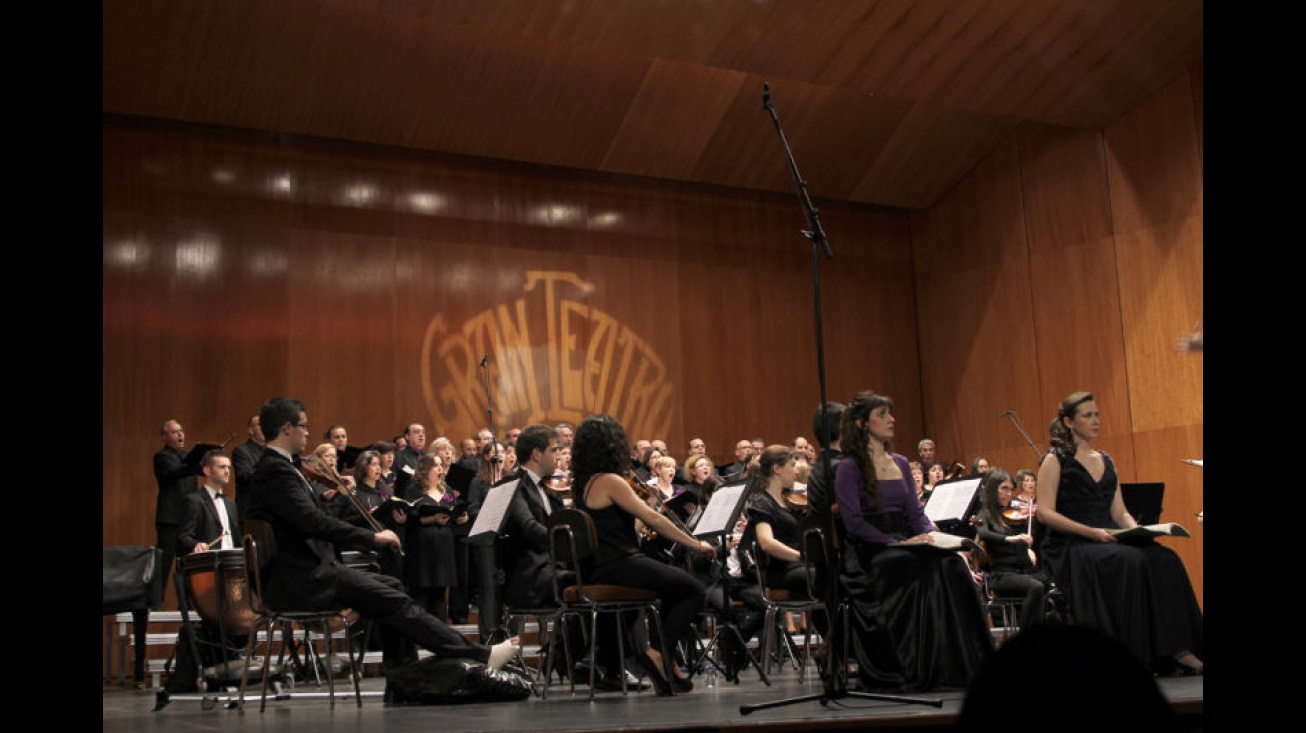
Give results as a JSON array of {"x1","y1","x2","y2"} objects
[
  {"x1": 590, "y1": 553, "x2": 707, "y2": 662},
  {"x1": 333, "y1": 566, "x2": 487, "y2": 670}
]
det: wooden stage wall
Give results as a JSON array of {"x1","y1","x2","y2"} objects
[{"x1": 103, "y1": 65, "x2": 1201, "y2": 607}]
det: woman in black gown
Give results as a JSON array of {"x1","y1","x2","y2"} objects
[
  {"x1": 572, "y1": 414, "x2": 716, "y2": 695},
  {"x1": 834, "y1": 390, "x2": 992, "y2": 692},
  {"x1": 1035, "y1": 391, "x2": 1203, "y2": 675},
  {"x1": 973, "y1": 467, "x2": 1052, "y2": 631},
  {"x1": 404, "y1": 451, "x2": 459, "y2": 622}
]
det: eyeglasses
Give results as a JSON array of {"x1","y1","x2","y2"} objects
[{"x1": 295, "y1": 422, "x2": 310, "y2": 430}]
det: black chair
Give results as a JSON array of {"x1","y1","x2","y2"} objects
[
  {"x1": 800, "y1": 525, "x2": 850, "y2": 689},
  {"x1": 236, "y1": 520, "x2": 369, "y2": 711},
  {"x1": 547, "y1": 508, "x2": 671, "y2": 698},
  {"x1": 747, "y1": 538, "x2": 831, "y2": 682},
  {"x1": 492, "y1": 534, "x2": 573, "y2": 699}
]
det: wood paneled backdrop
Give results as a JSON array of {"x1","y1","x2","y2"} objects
[{"x1": 103, "y1": 66, "x2": 1202, "y2": 609}]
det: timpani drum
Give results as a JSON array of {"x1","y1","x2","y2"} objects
[{"x1": 179, "y1": 549, "x2": 258, "y2": 636}]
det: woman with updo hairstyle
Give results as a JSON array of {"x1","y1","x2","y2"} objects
[
  {"x1": 834, "y1": 390, "x2": 991, "y2": 692},
  {"x1": 1036, "y1": 391, "x2": 1203, "y2": 676},
  {"x1": 743, "y1": 445, "x2": 829, "y2": 633}
]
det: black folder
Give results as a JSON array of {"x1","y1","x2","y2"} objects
[{"x1": 1120, "y1": 482, "x2": 1165, "y2": 525}]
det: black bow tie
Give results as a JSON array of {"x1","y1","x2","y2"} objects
[
  {"x1": 214, "y1": 491, "x2": 225, "y2": 499},
  {"x1": 291, "y1": 455, "x2": 303, "y2": 468}
]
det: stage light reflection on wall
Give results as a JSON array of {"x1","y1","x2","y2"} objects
[{"x1": 174, "y1": 236, "x2": 223, "y2": 281}]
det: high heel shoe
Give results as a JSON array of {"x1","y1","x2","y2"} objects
[
  {"x1": 1173, "y1": 652, "x2": 1203, "y2": 676},
  {"x1": 672, "y1": 672, "x2": 693, "y2": 693},
  {"x1": 635, "y1": 654, "x2": 674, "y2": 697}
]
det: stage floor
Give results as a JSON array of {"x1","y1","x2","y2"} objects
[{"x1": 103, "y1": 662, "x2": 1204, "y2": 733}]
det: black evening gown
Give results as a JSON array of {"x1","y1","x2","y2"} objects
[
  {"x1": 836, "y1": 455, "x2": 992, "y2": 692},
  {"x1": 1039, "y1": 451, "x2": 1203, "y2": 667}
]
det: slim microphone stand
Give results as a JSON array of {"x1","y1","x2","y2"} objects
[
  {"x1": 1001, "y1": 411, "x2": 1045, "y2": 463},
  {"x1": 480, "y1": 354, "x2": 495, "y2": 441},
  {"x1": 742, "y1": 83, "x2": 941, "y2": 716}
]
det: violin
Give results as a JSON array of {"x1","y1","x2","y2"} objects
[
  {"x1": 941, "y1": 461, "x2": 968, "y2": 482},
  {"x1": 781, "y1": 486, "x2": 809, "y2": 512},
  {"x1": 543, "y1": 471, "x2": 574, "y2": 507},
  {"x1": 1001, "y1": 498, "x2": 1035, "y2": 533},
  {"x1": 300, "y1": 453, "x2": 392, "y2": 538}
]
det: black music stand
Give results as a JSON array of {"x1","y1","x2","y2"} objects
[
  {"x1": 741, "y1": 82, "x2": 941, "y2": 716},
  {"x1": 686, "y1": 481, "x2": 771, "y2": 686}
]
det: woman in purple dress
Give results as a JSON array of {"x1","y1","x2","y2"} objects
[{"x1": 835, "y1": 390, "x2": 991, "y2": 692}]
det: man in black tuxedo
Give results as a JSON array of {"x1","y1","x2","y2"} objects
[
  {"x1": 245, "y1": 397, "x2": 518, "y2": 682},
  {"x1": 154, "y1": 418, "x2": 203, "y2": 605},
  {"x1": 177, "y1": 450, "x2": 242, "y2": 555},
  {"x1": 231, "y1": 414, "x2": 265, "y2": 523}
]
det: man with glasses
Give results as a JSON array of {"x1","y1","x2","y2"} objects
[{"x1": 245, "y1": 396, "x2": 520, "y2": 693}]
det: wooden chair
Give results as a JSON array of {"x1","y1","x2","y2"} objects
[
  {"x1": 236, "y1": 520, "x2": 368, "y2": 711},
  {"x1": 547, "y1": 508, "x2": 671, "y2": 698}
]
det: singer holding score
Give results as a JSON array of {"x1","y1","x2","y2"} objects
[
  {"x1": 834, "y1": 391, "x2": 991, "y2": 692},
  {"x1": 1035, "y1": 391, "x2": 1203, "y2": 676}
]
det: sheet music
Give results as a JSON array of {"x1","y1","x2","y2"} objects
[
  {"x1": 923, "y1": 478, "x2": 981, "y2": 524},
  {"x1": 468, "y1": 479, "x2": 520, "y2": 538},
  {"x1": 693, "y1": 483, "x2": 748, "y2": 537}
]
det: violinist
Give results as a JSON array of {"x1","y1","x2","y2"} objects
[
  {"x1": 572, "y1": 415, "x2": 716, "y2": 695},
  {"x1": 744, "y1": 446, "x2": 828, "y2": 634},
  {"x1": 973, "y1": 468, "x2": 1052, "y2": 631},
  {"x1": 244, "y1": 397, "x2": 520, "y2": 681}
]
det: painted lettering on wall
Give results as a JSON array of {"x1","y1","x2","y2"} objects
[{"x1": 421, "y1": 271, "x2": 675, "y2": 440}]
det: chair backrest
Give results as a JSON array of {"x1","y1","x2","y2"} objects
[
  {"x1": 243, "y1": 518, "x2": 278, "y2": 570},
  {"x1": 241, "y1": 533, "x2": 270, "y2": 616},
  {"x1": 547, "y1": 508, "x2": 596, "y2": 603},
  {"x1": 799, "y1": 525, "x2": 831, "y2": 600}
]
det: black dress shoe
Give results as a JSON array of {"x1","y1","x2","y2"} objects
[
  {"x1": 594, "y1": 669, "x2": 651, "y2": 692},
  {"x1": 671, "y1": 673, "x2": 693, "y2": 693}
]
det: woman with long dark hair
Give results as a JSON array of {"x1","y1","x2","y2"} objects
[
  {"x1": 571, "y1": 414, "x2": 716, "y2": 695},
  {"x1": 1035, "y1": 391, "x2": 1203, "y2": 675},
  {"x1": 835, "y1": 390, "x2": 991, "y2": 691},
  {"x1": 974, "y1": 467, "x2": 1052, "y2": 631}
]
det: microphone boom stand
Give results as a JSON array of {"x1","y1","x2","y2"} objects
[{"x1": 741, "y1": 82, "x2": 941, "y2": 716}]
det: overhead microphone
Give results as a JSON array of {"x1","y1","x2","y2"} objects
[
  {"x1": 762, "y1": 82, "x2": 772, "y2": 110},
  {"x1": 479, "y1": 354, "x2": 489, "y2": 368},
  {"x1": 999, "y1": 410, "x2": 1015, "y2": 418}
]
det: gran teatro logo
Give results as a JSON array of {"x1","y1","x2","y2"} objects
[{"x1": 421, "y1": 271, "x2": 675, "y2": 440}]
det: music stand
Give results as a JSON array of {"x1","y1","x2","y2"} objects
[
  {"x1": 686, "y1": 481, "x2": 771, "y2": 686},
  {"x1": 742, "y1": 82, "x2": 942, "y2": 715}
]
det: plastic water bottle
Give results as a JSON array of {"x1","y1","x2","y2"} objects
[{"x1": 705, "y1": 661, "x2": 717, "y2": 688}]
